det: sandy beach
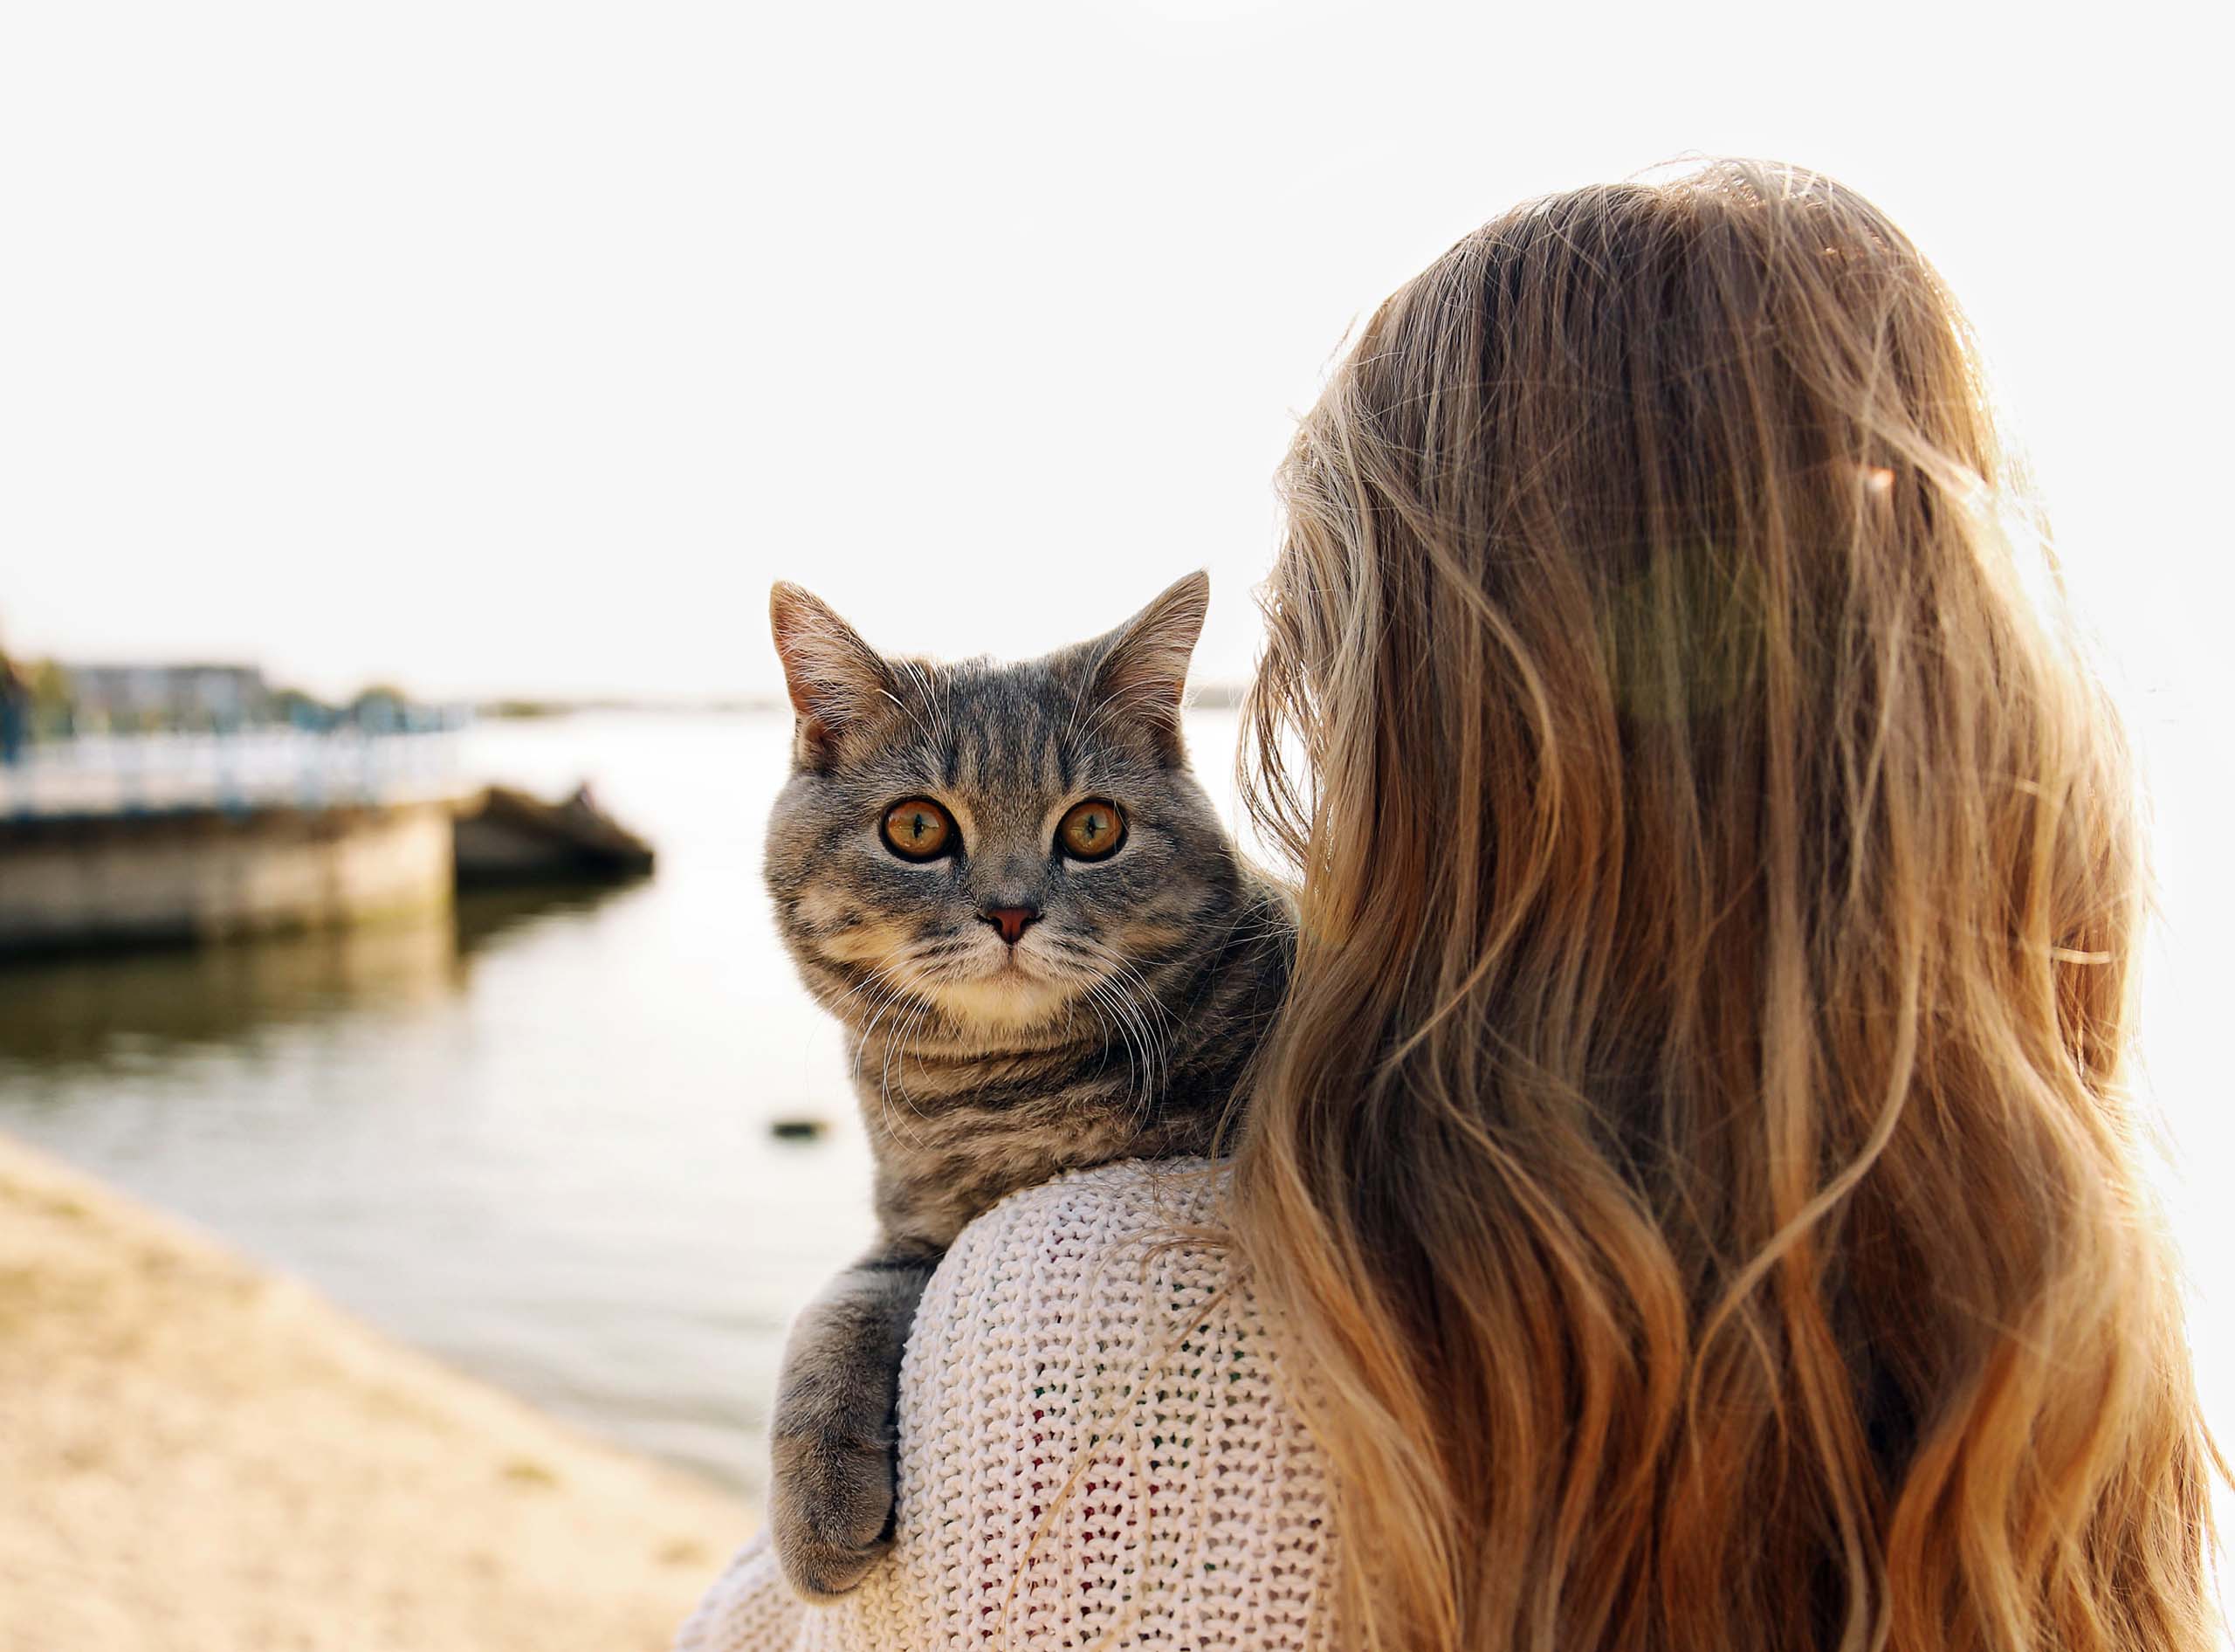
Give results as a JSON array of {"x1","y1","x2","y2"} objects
[{"x1": 0, "y1": 1131, "x2": 753, "y2": 1652}]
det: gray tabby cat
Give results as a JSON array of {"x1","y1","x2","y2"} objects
[{"x1": 760, "y1": 571, "x2": 1292, "y2": 1601}]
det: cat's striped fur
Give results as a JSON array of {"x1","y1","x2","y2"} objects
[{"x1": 760, "y1": 573, "x2": 1292, "y2": 1600}]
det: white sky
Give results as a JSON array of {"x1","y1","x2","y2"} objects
[{"x1": 3, "y1": 0, "x2": 2225, "y2": 705}]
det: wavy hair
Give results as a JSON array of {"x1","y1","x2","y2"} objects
[{"x1": 1233, "y1": 159, "x2": 2219, "y2": 1651}]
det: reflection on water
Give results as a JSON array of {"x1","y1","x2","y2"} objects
[
  {"x1": 0, "y1": 881, "x2": 663, "y2": 1072},
  {"x1": 453, "y1": 882, "x2": 638, "y2": 953},
  {"x1": 0, "y1": 916, "x2": 469, "y2": 1070}
]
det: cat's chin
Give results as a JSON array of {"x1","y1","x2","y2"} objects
[{"x1": 925, "y1": 970, "x2": 1076, "y2": 1035}]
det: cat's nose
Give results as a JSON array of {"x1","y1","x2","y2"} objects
[{"x1": 978, "y1": 905, "x2": 1041, "y2": 946}]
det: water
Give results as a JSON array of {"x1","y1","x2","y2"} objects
[
  {"x1": 0, "y1": 709, "x2": 1248, "y2": 1502},
  {"x1": 2, "y1": 707, "x2": 2227, "y2": 1518}
]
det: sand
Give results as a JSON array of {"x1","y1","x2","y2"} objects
[{"x1": 0, "y1": 1132, "x2": 753, "y2": 1652}]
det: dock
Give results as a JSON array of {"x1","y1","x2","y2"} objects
[{"x1": 0, "y1": 733, "x2": 652, "y2": 957}]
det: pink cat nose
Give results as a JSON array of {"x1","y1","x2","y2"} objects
[{"x1": 979, "y1": 905, "x2": 1041, "y2": 946}]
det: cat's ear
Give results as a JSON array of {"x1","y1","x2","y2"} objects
[
  {"x1": 769, "y1": 582, "x2": 893, "y2": 762},
  {"x1": 1088, "y1": 571, "x2": 1209, "y2": 754}
]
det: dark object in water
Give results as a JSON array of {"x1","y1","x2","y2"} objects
[
  {"x1": 769, "y1": 1118, "x2": 828, "y2": 1142},
  {"x1": 452, "y1": 782, "x2": 655, "y2": 888}
]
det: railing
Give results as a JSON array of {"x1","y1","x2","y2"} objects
[{"x1": 0, "y1": 725, "x2": 470, "y2": 820}]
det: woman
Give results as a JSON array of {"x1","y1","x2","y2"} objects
[{"x1": 681, "y1": 158, "x2": 2219, "y2": 1650}]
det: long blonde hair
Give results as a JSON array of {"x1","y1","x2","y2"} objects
[{"x1": 1233, "y1": 159, "x2": 2218, "y2": 1652}]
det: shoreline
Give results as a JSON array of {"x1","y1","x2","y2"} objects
[{"x1": 0, "y1": 1130, "x2": 751, "y2": 1652}]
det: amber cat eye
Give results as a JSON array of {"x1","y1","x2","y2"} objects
[
  {"x1": 1055, "y1": 799, "x2": 1125, "y2": 862},
  {"x1": 881, "y1": 797, "x2": 957, "y2": 861}
]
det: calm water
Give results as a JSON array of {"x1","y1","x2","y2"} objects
[
  {"x1": 3, "y1": 708, "x2": 2227, "y2": 1517},
  {"x1": 0, "y1": 710, "x2": 1248, "y2": 1501}
]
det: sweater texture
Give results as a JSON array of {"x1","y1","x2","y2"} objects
[{"x1": 674, "y1": 1158, "x2": 1335, "y2": 1649}]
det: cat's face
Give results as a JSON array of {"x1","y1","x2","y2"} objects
[{"x1": 763, "y1": 574, "x2": 1240, "y2": 1040}]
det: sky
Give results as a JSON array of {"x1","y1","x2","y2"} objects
[{"x1": 3, "y1": 0, "x2": 2225, "y2": 706}]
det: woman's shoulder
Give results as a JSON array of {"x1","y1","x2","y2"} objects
[
  {"x1": 873, "y1": 1155, "x2": 1334, "y2": 1648},
  {"x1": 904, "y1": 1154, "x2": 1247, "y2": 1428},
  {"x1": 676, "y1": 1159, "x2": 1335, "y2": 1650},
  {"x1": 939, "y1": 1154, "x2": 1233, "y2": 1271}
]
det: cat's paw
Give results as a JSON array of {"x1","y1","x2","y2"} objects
[{"x1": 769, "y1": 1425, "x2": 897, "y2": 1602}]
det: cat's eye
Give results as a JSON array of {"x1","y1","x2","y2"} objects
[
  {"x1": 1055, "y1": 799, "x2": 1125, "y2": 862},
  {"x1": 881, "y1": 798, "x2": 957, "y2": 861}
]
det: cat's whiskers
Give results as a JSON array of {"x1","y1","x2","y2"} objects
[
  {"x1": 1070, "y1": 975, "x2": 1127, "y2": 1097},
  {"x1": 849, "y1": 982, "x2": 910, "y2": 1090},
  {"x1": 1054, "y1": 933, "x2": 1178, "y2": 1043},
  {"x1": 1077, "y1": 973, "x2": 1158, "y2": 1126},
  {"x1": 856, "y1": 954, "x2": 961, "y2": 1149},
  {"x1": 849, "y1": 953, "x2": 949, "y2": 1109},
  {"x1": 880, "y1": 996, "x2": 937, "y2": 1139},
  {"x1": 834, "y1": 967, "x2": 904, "y2": 1046},
  {"x1": 829, "y1": 960, "x2": 911, "y2": 1023},
  {"x1": 1078, "y1": 977, "x2": 1135, "y2": 1095},
  {"x1": 1072, "y1": 940, "x2": 1178, "y2": 1126}
]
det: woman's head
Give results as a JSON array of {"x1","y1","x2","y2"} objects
[{"x1": 1236, "y1": 159, "x2": 2216, "y2": 1651}]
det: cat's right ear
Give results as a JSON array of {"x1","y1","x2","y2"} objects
[{"x1": 769, "y1": 583, "x2": 893, "y2": 764}]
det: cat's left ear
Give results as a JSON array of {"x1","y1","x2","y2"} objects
[
  {"x1": 1088, "y1": 571, "x2": 1209, "y2": 758},
  {"x1": 770, "y1": 582, "x2": 895, "y2": 765}
]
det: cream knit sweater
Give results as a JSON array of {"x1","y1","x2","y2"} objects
[{"x1": 674, "y1": 1159, "x2": 1336, "y2": 1650}]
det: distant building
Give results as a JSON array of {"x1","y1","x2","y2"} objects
[{"x1": 63, "y1": 664, "x2": 272, "y2": 725}]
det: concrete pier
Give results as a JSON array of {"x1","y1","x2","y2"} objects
[{"x1": 0, "y1": 801, "x2": 456, "y2": 955}]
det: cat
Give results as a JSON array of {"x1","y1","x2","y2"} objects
[{"x1": 760, "y1": 570, "x2": 1293, "y2": 1601}]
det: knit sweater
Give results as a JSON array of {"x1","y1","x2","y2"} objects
[{"x1": 674, "y1": 1159, "x2": 1336, "y2": 1650}]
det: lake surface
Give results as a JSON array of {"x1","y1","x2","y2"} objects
[
  {"x1": 2, "y1": 707, "x2": 2226, "y2": 1515},
  {"x1": 0, "y1": 710, "x2": 1249, "y2": 1501}
]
